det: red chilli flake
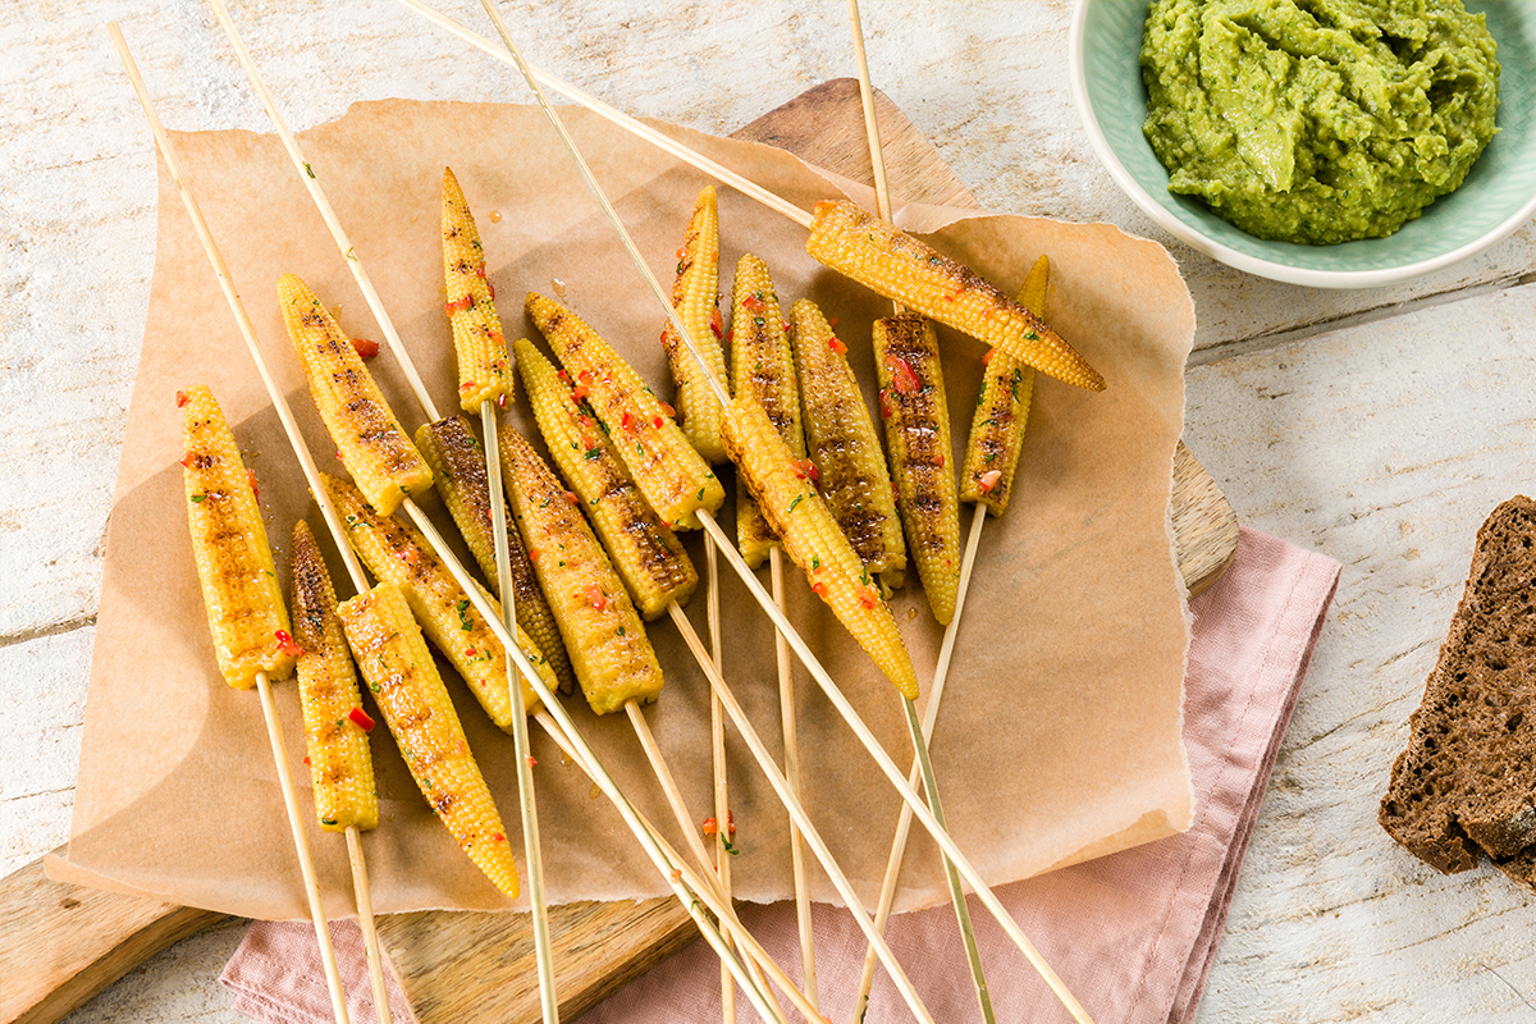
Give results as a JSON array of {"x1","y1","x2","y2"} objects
[
  {"x1": 886, "y1": 355, "x2": 920, "y2": 395},
  {"x1": 659, "y1": 399, "x2": 675, "y2": 418},
  {"x1": 564, "y1": 490, "x2": 579, "y2": 505},
  {"x1": 652, "y1": 415, "x2": 665, "y2": 430},
  {"x1": 621, "y1": 411, "x2": 635, "y2": 433},
  {"x1": 348, "y1": 706, "x2": 376, "y2": 731},
  {"x1": 978, "y1": 469, "x2": 1002, "y2": 493},
  {"x1": 710, "y1": 307, "x2": 724, "y2": 338},
  {"x1": 828, "y1": 336, "x2": 847, "y2": 355},
  {"x1": 570, "y1": 385, "x2": 589, "y2": 403},
  {"x1": 859, "y1": 587, "x2": 879, "y2": 610},
  {"x1": 351, "y1": 337, "x2": 380, "y2": 358},
  {"x1": 982, "y1": 348, "x2": 995, "y2": 365},
  {"x1": 811, "y1": 581, "x2": 828, "y2": 597},
  {"x1": 175, "y1": 389, "x2": 189, "y2": 408},
  {"x1": 526, "y1": 755, "x2": 538, "y2": 767},
  {"x1": 247, "y1": 468, "x2": 260, "y2": 501},
  {"x1": 493, "y1": 832, "x2": 506, "y2": 843},
  {"x1": 585, "y1": 584, "x2": 608, "y2": 611},
  {"x1": 274, "y1": 629, "x2": 303, "y2": 658}
]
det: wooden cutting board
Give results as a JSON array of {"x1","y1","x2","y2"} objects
[{"x1": 0, "y1": 79, "x2": 1238, "y2": 1024}]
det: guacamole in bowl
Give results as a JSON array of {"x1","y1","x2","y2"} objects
[{"x1": 1139, "y1": 0, "x2": 1499, "y2": 245}]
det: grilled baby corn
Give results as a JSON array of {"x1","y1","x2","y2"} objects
[
  {"x1": 277, "y1": 274, "x2": 434, "y2": 515},
  {"x1": 789, "y1": 298, "x2": 906, "y2": 586},
  {"x1": 803, "y1": 200, "x2": 1103, "y2": 392},
  {"x1": 660, "y1": 185, "x2": 729, "y2": 464},
  {"x1": 498, "y1": 425, "x2": 664, "y2": 716},
  {"x1": 723, "y1": 394, "x2": 918, "y2": 700},
  {"x1": 322, "y1": 474, "x2": 550, "y2": 727},
  {"x1": 442, "y1": 167, "x2": 514, "y2": 413},
  {"x1": 514, "y1": 337, "x2": 697, "y2": 620},
  {"x1": 339, "y1": 581, "x2": 519, "y2": 898},
  {"x1": 290, "y1": 521, "x2": 379, "y2": 832},
  {"x1": 526, "y1": 292, "x2": 724, "y2": 531},
  {"x1": 415, "y1": 415, "x2": 574, "y2": 694},
  {"x1": 959, "y1": 255, "x2": 1046, "y2": 515},
  {"x1": 179, "y1": 384, "x2": 295, "y2": 689},
  {"x1": 730, "y1": 254, "x2": 804, "y2": 569},
  {"x1": 874, "y1": 314, "x2": 961, "y2": 626}
]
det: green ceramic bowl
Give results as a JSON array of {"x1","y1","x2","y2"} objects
[{"x1": 1069, "y1": 1, "x2": 1536, "y2": 288}]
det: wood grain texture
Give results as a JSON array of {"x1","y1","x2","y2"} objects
[
  {"x1": 0, "y1": 851, "x2": 226, "y2": 1024},
  {"x1": 5, "y1": 78, "x2": 1235, "y2": 1024}
]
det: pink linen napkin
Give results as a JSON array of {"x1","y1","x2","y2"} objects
[{"x1": 222, "y1": 526, "x2": 1340, "y2": 1024}]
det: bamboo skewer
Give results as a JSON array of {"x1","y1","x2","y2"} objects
[
  {"x1": 114, "y1": 36, "x2": 795, "y2": 1016},
  {"x1": 845, "y1": 3, "x2": 994, "y2": 1021},
  {"x1": 458, "y1": 6, "x2": 1093, "y2": 1021},
  {"x1": 770, "y1": 547, "x2": 817, "y2": 1009},
  {"x1": 255, "y1": 671, "x2": 354, "y2": 1024},
  {"x1": 206, "y1": 0, "x2": 439, "y2": 424},
  {"x1": 108, "y1": 25, "x2": 370, "y2": 1024},
  {"x1": 481, "y1": 402, "x2": 560, "y2": 1024},
  {"x1": 705, "y1": 540, "x2": 737, "y2": 1024}
]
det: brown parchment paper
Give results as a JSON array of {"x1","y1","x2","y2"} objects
[{"x1": 52, "y1": 99, "x2": 1195, "y2": 921}]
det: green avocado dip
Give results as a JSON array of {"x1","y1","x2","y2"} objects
[{"x1": 1140, "y1": 0, "x2": 1499, "y2": 245}]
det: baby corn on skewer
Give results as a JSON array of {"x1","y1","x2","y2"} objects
[
  {"x1": 726, "y1": 254, "x2": 817, "y2": 1003},
  {"x1": 661, "y1": 185, "x2": 730, "y2": 465},
  {"x1": 514, "y1": 338, "x2": 698, "y2": 619},
  {"x1": 291, "y1": 520, "x2": 394, "y2": 1024},
  {"x1": 729, "y1": 254, "x2": 804, "y2": 569},
  {"x1": 873, "y1": 313, "x2": 961, "y2": 626},
  {"x1": 440, "y1": 160, "x2": 562, "y2": 1022},
  {"x1": 176, "y1": 382, "x2": 349, "y2": 1024},
  {"x1": 321, "y1": 473, "x2": 551, "y2": 725},
  {"x1": 415, "y1": 415, "x2": 575, "y2": 694},
  {"x1": 442, "y1": 166, "x2": 513, "y2": 413},
  {"x1": 789, "y1": 298, "x2": 906, "y2": 588},
  {"x1": 278, "y1": 274, "x2": 435, "y2": 516},
  {"x1": 339, "y1": 582, "x2": 520, "y2": 899},
  {"x1": 122, "y1": 32, "x2": 796, "y2": 1021},
  {"x1": 845, "y1": 6, "x2": 991, "y2": 1019},
  {"x1": 290, "y1": 521, "x2": 379, "y2": 833},
  {"x1": 526, "y1": 292, "x2": 725, "y2": 531},
  {"x1": 856, "y1": 257, "x2": 1051, "y2": 1021}
]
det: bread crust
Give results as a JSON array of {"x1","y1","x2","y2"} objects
[{"x1": 1380, "y1": 495, "x2": 1536, "y2": 878}]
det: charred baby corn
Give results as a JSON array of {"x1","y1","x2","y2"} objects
[
  {"x1": 442, "y1": 166, "x2": 513, "y2": 413},
  {"x1": 278, "y1": 274, "x2": 434, "y2": 515},
  {"x1": 414, "y1": 415, "x2": 574, "y2": 694},
  {"x1": 339, "y1": 581, "x2": 519, "y2": 898},
  {"x1": 526, "y1": 292, "x2": 724, "y2": 530},
  {"x1": 179, "y1": 384, "x2": 295, "y2": 689},
  {"x1": 498, "y1": 425, "x2": 664, "y2": 716},
  {"x1": 660, "y1": 185, "x2": 729, "y2": 464},
  {"x1": 322, "y1": 473, "x2": 550, "y2": 727},
  {"x1": 730, "y1": 254, "x2": 804, "y2": 569},
  {"x1": 722, "y1": 395, "x2": 918, "y2": 700},
  {"x1": 514, "y1": 337, "x2": 697, "y2": 620},
  {"x1": 874, "y1": 314, "x2": 961, "y2": 626},
  {"x1": 959, "y1": 255, "x2": 1045, "y2": 515},
  {"x1": 290, "y1": 520, "x2": 379, "y2": 832},
  {"x1": 804, "y1": 200, "x2": 1104, "y2": 392},
  {"x1": 789, "y1": 298, "x2": 907, "y2": 586}
]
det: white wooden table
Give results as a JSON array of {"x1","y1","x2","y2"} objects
[{"x1": 7, "y1": 2, "x2": 1536, "y2": 1021}]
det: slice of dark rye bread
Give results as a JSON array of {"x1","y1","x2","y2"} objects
[{"x1": 1380, "y1": 495, "x2": 1536, "y2": 889}]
